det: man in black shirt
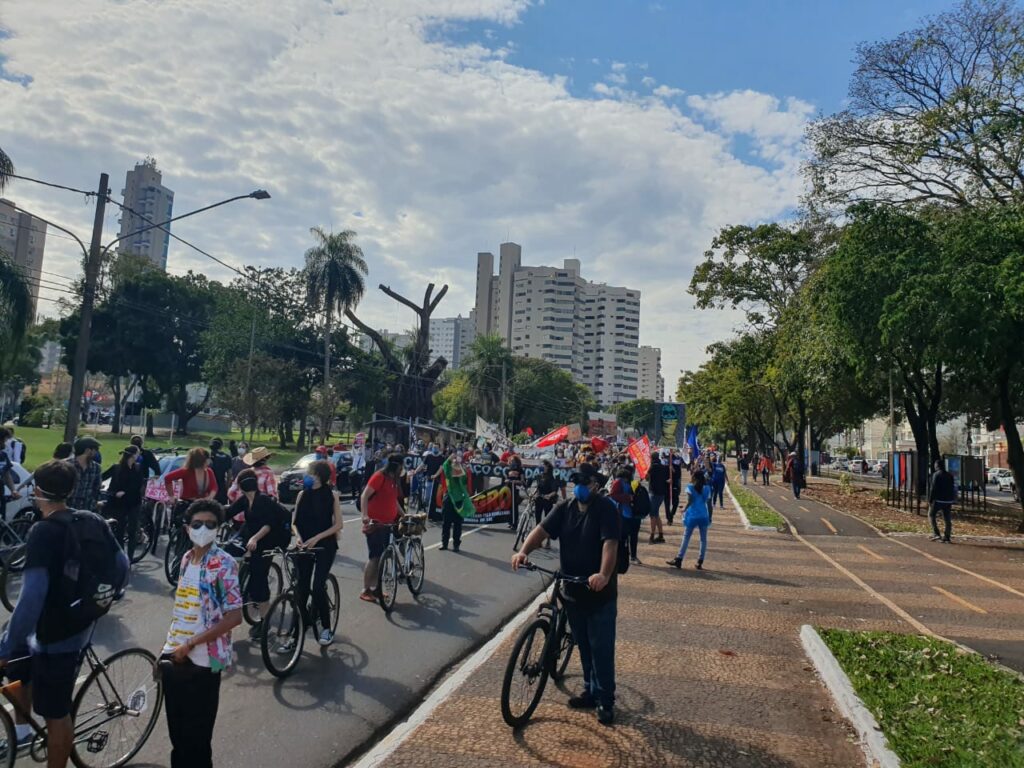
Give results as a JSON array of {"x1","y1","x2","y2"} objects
[
  {"x1": 647, "y1": 454, "x2": 669, "y2": 543},
  {"x1": 129, "y1": 435, "x2": 162, "y2": 478},
  {"x1": 928, "y1": 459, "x2": 956, "y2": 543},
  {"x1": 511, "y1": 464, "x2": 620, "y2": 725},
  {"x1": 420, "y1": 444, "x2": 445, "y2": 518},
  {"x1": 667, "y1": 450, "x2": 683, "y2": 525},
  {"x1": 208, "y1": 439, "x2": 233, "y2": 505}
]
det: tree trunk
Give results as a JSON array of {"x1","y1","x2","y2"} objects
[
  {"x1": 297, "y1": 404, "x2": 308, "y2": 452},
  {"x1": 145, "y1": 411, "x2": 155, "y2": 438},
  {"x1": 904, "y1": 395, "x2": 930, "y2": 498},
  {"x1": 110, "y1": 376, "x2": 122, "y2": 435},
  {"x1": 995, "y1": 370, "x2": 1024, "y2": 531},
  {"x1": 278, "y1": 421, "x2": 287, "y2": 449}
]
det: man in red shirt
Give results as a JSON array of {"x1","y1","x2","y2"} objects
[{"x1": 358, "y1": 453, "x2": 404, "y2": 602}]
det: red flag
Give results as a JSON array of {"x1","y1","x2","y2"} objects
[
  {"x1": 525, "y1": 427, "x2": 534, "y2": 437},
  {"x1": 591, "y1": 436, "x2": 609, "y2": 453},
  {"x1": 627, "y1": 435, "x2": 652, "y2": 479},
  {"x1": 535, "y1": 425, "x2": 569, "y2": 448}
]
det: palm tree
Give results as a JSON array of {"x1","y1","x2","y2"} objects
[
  {"x1": 462, "y1": 334, "x2": 513, "y2": 426},
  {"x1": 0, "y1": 253, "x2": 32, "y2": 374},
  {"x1": 0, "y1": 146, "x2": 12, "y2": 192},
  {"x1": 303, "y1": 227, "x2": 368, "y2": 437}
]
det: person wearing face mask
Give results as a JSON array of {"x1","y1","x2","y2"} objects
[
  {"x1": 159, "y1": 499, "x2": 242, "y2": 768},
  {"x1": 511, "y1": 463, "x2": 621, "y2": 726},
  {"x1": 225, "y1": 469, "x2": 290, "y2": 640},
  {"x1": 292, "y1": 461, "x2": 343, "y2": 645},
  {"x1": 0, "y1": 460, "x2": 129, "y2": 768}
]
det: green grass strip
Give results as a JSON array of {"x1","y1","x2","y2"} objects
[
  {"x1": 819, "y1": 628, "x2": 1024, "y2": 768},
  {"x1": 731, "y1": 484, "x2": 784, "y2": 529}
]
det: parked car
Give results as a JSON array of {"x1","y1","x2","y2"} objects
[
  {"x1": 997, "y1": 473, "x2": 1016, "y2": 494},
  {"x1": 279, "y1": 451, "x2": 354, "y2": 505},
  {"x1": 849, "y1": 457, "x2": 868, "y2": 473},
  {"x1": 988, "y1": 468, "x2": 1011, "y2": 485},
  {"x1": 872, "y1": 459, "x2": 888, "y2": 475},
  {"x1": 2, "y1": 462, "x2": 34, "y2": 519}
]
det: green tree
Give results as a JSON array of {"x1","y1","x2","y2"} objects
[
  {"x1": 303, "y1": 228, "x2": 368, "y2": 436},
  {"x1": 0, "y1": 146, "x2": 12, "y2": 191},
  {"x1": 509, "y1": 358, "x2": 595, "y2": 434},
  {"x1": 432, "y1": 370, "x2": 475, "y2": 426},
  {"x1": 611, "y1": 398, "x2": 657, "y2": 434},
  {"x1": 461, "y1": 334, "x2": 513, "y2": 424},
  {"x1": 0, "y1": 254, "x2": 32, "y2": 374}
]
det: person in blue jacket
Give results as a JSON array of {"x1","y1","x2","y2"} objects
[
  {"x1": 666, "y1": 469, "x2": 712, "y2": 570},
  {"x1": 710, "y1": 455, "x2": 727, "y2": 514}
]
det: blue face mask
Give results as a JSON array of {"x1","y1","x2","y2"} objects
[
  {"x1": 302, "y1": 476, "x2": 315, "y2": 491},
  {"x1": 573, "y1": 484, "x2": 591, "y2": 503}
]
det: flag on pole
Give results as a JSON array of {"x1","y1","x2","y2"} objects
[
  {"x1": 441, "y1": 458, "x2": 474, "y2": 518},
  {"x1": 686, "y1": 425, "x2": 701, "y2": 459},
  {"x1": 628, "y1": 435, "x2": 653, "y2": 479},
  {"x1": 590, "y1": 436, "x2": 610, "y2": 453},
  {"x1": 534, "y1": 425, "x2": 569, "y2": 448}
]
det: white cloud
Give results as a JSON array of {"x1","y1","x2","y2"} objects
[{"x1": 0, "y1": 0, "x2": 810, "y2": 388}]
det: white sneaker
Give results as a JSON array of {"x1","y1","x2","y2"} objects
[
  {"x1": 318, "y1": 629, "x2": 334, "y2": 647},
  {"x1": 275, "y1": 638, "x2": 296, "y2": 655}
]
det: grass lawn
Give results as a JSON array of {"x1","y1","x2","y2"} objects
[
  {"x1": 9, "y1": 426, "x2": 309, "y2": 472},
  {"x1": 731, "y1": 484, "x2": 785, "y2": 529},
  {"x1": 819, "y1": 628, "x2": 1024, "y2": 768}
]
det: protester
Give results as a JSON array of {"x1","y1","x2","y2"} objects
[
  {"x1": 230, "y1": 441, "x2": 250, "y2": 480},
  {"x1": 668, "y1": 450, "x2": 683, "y2": 525},
  {"x1": 208, "y1": 439, "x2": 233, "y2": 505},
  {"x1": 609, "y1": 467, "x2": 640, "y2": 565},
  {"x1": 159, "y1": 499, "x2": 242, "y2": 768},
  {"x1": 129, "y1": 435, "x2": 162, "y2": 478},
  {"x1": 102, "y1": 445, "x2": 145, "y2": 551},
  {"x1": 532, "y1": 460, "x2": 561, "y2": 548},
  {"x1": 506, "y1": 450, "x2": 524, "y2": 530},
  {"x1": 292, "y1": 460, "x2": 343, "y2": 645},
  {"x1": 0, "y1": 460, "x2": 129, "y2": 768},
  {"x1": 228, "y1": 446, "x2": 277, "y2": 502},
  {"x1": 0, "y1": 428, "x2": 21, "y2": 521},
  {"x1": 5, "y1": 426, "x2": 26, "y2": 464},
  {"x1": 165, "y1": 448, "x2": 218, "y2": 517},
  {"x1": 66, "y1": 437, "x2": 102, "y2": 513},
  {"x1": 666, "y1": 469, "x2": 713, "y2": 570},
  {"x1": 646, "y1": 454, "x2": 668, "y2": 543},
  {"x1": 928, "y1": 458, "x2": 956, "y2": 543},
  {"x1": 52, "y1": 442, "x2": 73, "y2": 461},
  {"x1": 439, "y1": 455, "x2": 470, "y2": 552},
  {"x1": 710, "y1": 454, "x2": 727, "y2": 513},
  {"x1": 512, "y1": 463, "x2": 620, "y2": 725},
  {"x1": 359, "y1": 453, "x2": 404, "y2": 603}
]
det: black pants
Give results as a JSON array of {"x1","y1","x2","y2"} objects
[
  {"x1": 108, "y1": 503, "x2": 140, "y2": 551},
  {"x1": 930, "y1": 502, "x2": 952, "y2": 541},
  {"x1": 534, "y1": 499, "x2": 553, "y2": 527},
  {"x1": 762, "y1": 470, "x2": 770, "y2": 485},
  {"x1": 161, "y1": 659, "x2": 221, "y2": 768},
  {"x1": 441, "y1": 497, "x2": 463, "y2": 548},
  {"x1": 668, "y1": 486, "x2": 680, "y2": 522},
  {"x1": 624, "y1": 516, "x2": 641, "y2": 559},
  {"x1": 295, "y1": 546, "x2": 335, "y2": 630}
]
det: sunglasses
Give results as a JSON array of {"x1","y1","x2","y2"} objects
[{"x1": 188, "y1": 520, "x2": 219, "y2": 530}]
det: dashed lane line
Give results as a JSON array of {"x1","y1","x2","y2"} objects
[
  {"x1": 820, "y1": 517, "x2": 838, "y2": 535},
  {"x1": 932, "y1": 586, "x2": 988, "y2": 615},
  {"x1": 857, "y1": 544, "x2": 886, "y2": 562},
  {"x1": 799, "y1": 505, "x2": 811, "y2": 512}
]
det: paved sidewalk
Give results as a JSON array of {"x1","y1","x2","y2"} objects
[{"x1": 371, "y1": 495, "x2": 904, "y2": 768}]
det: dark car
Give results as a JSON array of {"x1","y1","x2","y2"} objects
[{"x1": 279, "y1": 451, "x2": 354, "y2": 504}]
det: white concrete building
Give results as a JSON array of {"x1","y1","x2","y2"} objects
[
  {"x1": 428, "y1": 315, "x2": 475, "y2": 369},
  {"x1": 357, "y1": 329, "x2": 414, "y2": 355},
  {"x1": 0, "y1": 198, "x2": 47, "y2": 321},
  {"x1": 638, "y1": 346, "x2": 664, "y2": 401},
  {"x1": 118, "y1": 158, "x2": 174, "y2": 269},
  {"x1": 474, "y1": 244, "x2": 641, "y2": 406}
]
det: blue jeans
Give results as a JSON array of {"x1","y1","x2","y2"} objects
[
  {"x1": 711, "y1": 483, "x2": 724, "y2": 509},
  {"x1": 793, "y1": 479, "x2": 802, "y2": 499},
  {"x1": 649, "y1": 494, "x2": 666, "y2": 519},
  {"x1": 564, "y1": 599, "x2": 617, "y2": 708},
  {"x1": 677, "y1": 520, "x2": 708, "y2": 563}
]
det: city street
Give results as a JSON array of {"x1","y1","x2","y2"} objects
[{"x1": 24, "y1": 501, "x2": 551, "y2": 768}]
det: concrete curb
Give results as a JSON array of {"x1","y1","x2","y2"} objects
[
  {"x1": 800, "y1": 625, "x2": 901, "y2": 768},
  {"x1": 726, "y1": 483, "x2": 780, "y2": 532}
]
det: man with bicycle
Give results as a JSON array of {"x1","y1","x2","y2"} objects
[
  {"x1": 511, "y1": 463, "x2": 621, "y2": 725},
  {"x1": 0, "y1": 460, "x2": 129, "y2": 767},
  {"x1": 359, "y1": 453, "x2": 404, "y2": 603}
]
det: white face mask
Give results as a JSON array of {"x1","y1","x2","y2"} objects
[{"x1": 187, "y1": 524, "x2": 218, "y2": 548}]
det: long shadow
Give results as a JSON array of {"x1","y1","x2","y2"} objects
[{"x1": 384, "y1": 581, "x2": 489, "y2": 639}]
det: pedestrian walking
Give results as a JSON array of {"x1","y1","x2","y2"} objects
[
  {"x1": 511, "y1": 463, "x2": 620, "y2": 725},
  {"x1": 646, "y1": 454, "x2": 668, "y2": 542},
  {"x1": 758, "y1": 455, "x2": 773, "y2": 486},
  {"x1": 159, "y1": 499, "x2": 242, "y2": 768},
  {"x1": 666, "y1": 469, "x2": 713, "y2": 570},
  {"x1": 928, "y1": 459, "x2": 956, "y2": 543},
  {"x1": 609, "y1": 467, "x2": 640, "y2": 565},
  {"x1": 790, "y1": 453, "x2": 806, "y2": 500},
  {"x1": 710, "y1": 455, "x2": 727, "y2": 514},
  {"x1": 739, "y1": 452, "x2": 750, "y2": 485}
]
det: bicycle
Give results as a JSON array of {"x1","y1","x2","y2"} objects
[
  {"x1": 376, "y1": 515, "x2": 426, "y2": 614},
  {"x1": 259, "y1": 547, "x2": 341, "y2": 678},
  {"x1": 500, "y1": 561, "x2": 582, "y2": 728},
  {"x1": 0, "y1": 640, "x2": 163, "y2": 768},
  {"x1": 0, "y1": 508, "x2": 39, "y2": 612},
  {"x1": 512, "y1": 486, "x2": 538, "y2": 552}
]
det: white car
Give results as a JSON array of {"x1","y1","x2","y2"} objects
[
  {"x1": 849, "y1": 457, "x2": 868, "y2": 473},
  {"x1": 997, "y1": 473, "x2": 1016, "y2": 493},
  {"x1": 989, "y1": 468, "x2": 1011, "y2": 485},
  {"x1": 2, "y1": 462, "x2": 34, "y2": 519}
]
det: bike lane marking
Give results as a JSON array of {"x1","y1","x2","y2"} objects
[
  {"x1": 857, "y1": 544, "x2": 886, "y2": 562},
  {"x1": 820, "y1": 518, "x2": 838, "y2": 535},
  {"x1": 932, "y1": 586, "x2": 988, "y2": 615}
]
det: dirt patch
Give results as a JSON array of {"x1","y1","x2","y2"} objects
[{"x1": 804, "y1": 482, "x2": 1023, "y2": 538}]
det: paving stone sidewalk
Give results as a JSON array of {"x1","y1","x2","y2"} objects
[{"x1": 375, "y1": 495, "x2": 911, "y2": 768}]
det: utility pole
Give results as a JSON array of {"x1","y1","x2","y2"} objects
[
  {"x1": 64, "y1": 173, "x2": 108, "y2": 443},
  {"x1": 889, "y1": 369, "x2": 896, "y2": 462},
  {"x1": 500, "y1": 360, "x2": 507, "y2": 434}
]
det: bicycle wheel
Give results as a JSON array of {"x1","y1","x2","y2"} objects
[
  {"x1": 242, "y1": 560, "x2": 282, "y2": 626},
  {"x1": 406, "y1": 538, "x2": 425, "y2": 596},
  {"x1": 261, "y1": 592, "x2": 305, "y2": 678},
  {"x1": 70, "y1": 648, "x2": 163, "y2": 768},
  {"x1": 500, "y1": 617, "x2": 552, "y2": 728},
  {"x1": 0, "y1": 516, "x2": 32, "y2": 567},
  {"x1": 378, "y1": 547, "x2": 399, "y2": 614},
  {"x1": 324, "y1": 573, "x2": 341, "y2": 635},
  {"x1": 550, "y1": 610, "x2": 575, "y2": 681},
  {"x1": 0, "y1": 695, "x2": 15, "y2": 768},
  {"x1": 163, "y1": 529, "x2": 186, "y2": 586},
  {"x1": 127, "y1": 514, "x2": 154, "y2": 565},
  {"x1": 0, "y1": 559, "x2": 23, "y2": 612}
]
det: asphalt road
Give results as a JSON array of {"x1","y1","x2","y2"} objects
[
  {"x1": 7, "y1": 500, "x2": 554, "y2": 768},
  {"x1": 746, "y1": 482, "x2": 1024, "y2": 674}
]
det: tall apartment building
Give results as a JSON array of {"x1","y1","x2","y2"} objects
[
  {"x1": 0, "y1": 198, "x2": 47, "y2": 322},
  {"x1": 429, "y1": 315, "x2": 475, "y2": 369},
  {"x1": 638, "y1": 346, "x2": 665, "y2": 401},
  {"x1": 474, "y1": 244, "x2": 641, "y2": 406},
  {"x1": 118, "y1": 158, "x2": 174, "y2": 269}
]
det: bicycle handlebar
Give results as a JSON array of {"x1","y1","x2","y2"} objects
[{"x1": 520, "y1": 561, "x2": 589, "y2": 585}]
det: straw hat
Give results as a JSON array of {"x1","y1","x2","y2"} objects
[{"x1": 243, "y1": 446, "x2": 273, "y2": 465}]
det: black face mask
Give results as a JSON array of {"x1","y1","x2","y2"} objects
[{"x1": 239, "y1": 478, "x2": 259, "y2": 493}]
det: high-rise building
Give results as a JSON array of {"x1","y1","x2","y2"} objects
[
  {"x1": 118, "y1": 158, "x2": 174, "y2": 269},
  {"x1": 0, "y1": 198, "x2": 47, "y2": 322},
  {"x1": 638, "y1": 345, "x2": 665, "y2": 401},
  {"x1": 474, "y1": 245, "x2": 641, "y2": 406},
  {"x1": 429, "y1": 315, "x2": 476, "y2": 369}
]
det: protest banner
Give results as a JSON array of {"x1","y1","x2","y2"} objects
[{"x1": 628, "y1": 435, "x2": 653, "y2": 479}]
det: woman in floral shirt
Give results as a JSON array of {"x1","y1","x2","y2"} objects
[{"x1": 160, "y1": 499, "x2": 242, "y2": 768}]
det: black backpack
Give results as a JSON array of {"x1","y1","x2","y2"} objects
[
  {"x1": 632, "y1": 483, "x2": 652, "y2": 519},
  {"x1": 265, "y1": 499, "x2": 293, "y2": 549},
  {"x1": 37, "y1": 511, "x2": 124, "y2": 644}
]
